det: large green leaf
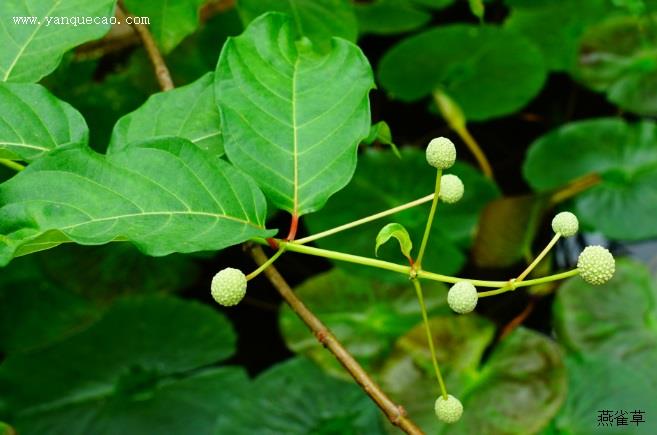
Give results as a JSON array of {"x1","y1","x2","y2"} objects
[
  {"x1": 0, "y1": 138, "x2": 274, "y2": 265},
  {"x1": 0, "y1": 256, "x2": 99, "y2": 354},
  {"x1": 554, "y1": 259, "x2": 657, "y2": 369},
  {"x1": 378, "y1": 24, "x2": 547, "y2": 121},
  {"x1": 0, "y1": 83, "x2": 87, "y2": 162},
  {"x1": 575, "y1": 14, "x2": 657, "y2": 116},
  {"x1": 552, "y1": 355, "x2": 657, "y2": 435},
  {"x1": 236, "y1": 0, "x2": 357, "y2": 49},
  {"x1": 214, "y1": 357, "x2": 386, "y2": 434},
  {"x1": 0, "y1": 296, "x2": 243, "y2": 435},
  {"x1": 382, "y1": 326, "x2": 566, "y2": 434},
  {"x1": 305, "y1": 149, "x2": 500, "y2": 282},
  {"x1": 110, "y1": 72, "x2": 222, "y2": 156},
  {"x1": 504, "y1": 0, "x2": 609, "y2": 71},
  {"x1": 123, "y1": 0, "x2": 205, "y2": 53},
  {"x1": 215, "y1": 13, "x2": 374, "y2": 215},
  {"x1": 0, "y1": 0, "x2": 116, "y2": 83},
  {"x1": 279, "y1": 269, "x2": 449, "y2": 378},
  {"x1": 355, "y1": 0, "x2": 432, "y2": 36},
  {"x1": 552, "y1": 259, "x2": 657, "y2": 434},
  {"x1": 523, "y1": 118, "x2": 657, "y2": 240}
]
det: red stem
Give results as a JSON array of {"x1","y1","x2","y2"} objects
[{"x1": 286, "y1": 213, "x2": 299, "y2": 241}]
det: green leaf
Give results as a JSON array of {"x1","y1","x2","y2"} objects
[
  {"x1": 0, "y1": 138, "x2": 274, "y2": 265},
  {"x1": 0, "y1": 422, "x2": 15, "y2": 435},
  {"x1": 472, "y1": 194, "x2": 548, "y2": 268},
  {"x1": 554, "y1": 259, "x2": 657, "y2": 367},
  {"x1": 215, "y1": 13, "x2": 374, "y2": 215},
  {"x1": 236, "y1": 0, "x2": 358, "y2": 49},
  {"x1": 363, "y1": 121, "x2": 401, "y2": 158},
  {"x1": 382, "y1": 326, "x2": 566, "y2": 434},
  {"x1": 378, "y1": 24, "x2": 547, "y2": 121},
  {"x1": 0, "y1": 83, "x2": 88, "y2": 162},
  {"x1": 375, "y1": 222, "x2": 413, "y2": 260},
  {"x1": 575, "y1": 14, "x2": 657, "y2": 116},
  {"x1": 553, "y1": 355, "x2": 657, "y2": 435},
  {"x1": 504, "y1": 0, "x2": 609, "y2": 71},
  {"x1": 468, "y1": 0, "x2": 485, "y2": 20},
  {"x1": 123, "y1": 0, "x2": 205, "y2": 53},
  {"x1": 411, "y1": 0, "x2": 454, "y2": 9},
  {"x1": 110, "y1": 72, "x2": 223, "y2": 156},
  {"x1": 0, "y1": 0, "x2": 116, "y2": 83},
  {"x1": 0, "y1": 296, "x2": 242, "y2": 435},
  {"x1": 0, "y1": 256, "x2": 100, "y2": 354},
  {"x1": 523, "y1": 118, "x2": 657, "y2": 240},
  {"x1": 215, "y1": 357, "x2": 386, "y2": 434},
  {"x1": 35, "y1": 243, "x2": 199, "y2": 302},
  {"x1": 279, "y1": 269, "x2": 449, "y2": 377},
  {"x1": 354, "y1": 0, "x2": 431, "y2": 36},
  {"x1": 305, "y1": 148, "x2": 500, "y2": 282}
]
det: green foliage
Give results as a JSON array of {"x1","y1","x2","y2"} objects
[
  {"x1": 0, "y1": 138, "x2": 273, "y2": 265},
  {"x1": 305, "y1": 149, "x2": 499, "y2": 281},
  {"x1": 215, "y1": 357, "x2": 386, "y2": 434},
  {"x1": 523, "y1": 118, "x2": 657, "y2": 240},
  {"x1": 0, "y1": 83, "x2": 88, "y2": 161},
  {"x1": 355, "y1": 0, "x2": 432, "y2": 35},
  {"x1": 552, "y1": 260, "x2": 657, "y2": 434},
  {"x1": 279, "y1": 269, "x2": 449, "y2": 377},
  {"x1": 110, "y1": 72, "x2": 223, "y2": 156},
  {"x1": 378, "y1": 24, "x2": 547, "y2": 120},
  {"x1": 215, "y1": 13, "x2": 374, "y2": 215},
  {"x1": 375, "y1": 222, "x2": 413, "y2": 260},
  {"x1": 575, "y1": 14, "x2": 657, "y2": 116},
  {"x1": 0, "y1": 296, "x2": 242, "y2": 435},
  {"x1": 382, "y1": 326, "x2": 566, "y2": 434},
  {"x1": 236, "y1": 0, "x2": 358, "y2": 49},
  {"x1": 0, "y1": 0, "x2": 116, "y2": 83},
  {"x1": 124, "y1": 0, "x2": 205, "y2": 53}
]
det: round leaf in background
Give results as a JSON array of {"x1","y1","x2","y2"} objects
[
  {"x1": 523, "y1": 118, "x2": 657, "y2": 240},
  {"x1": 575, "y1": 14, "x2": 657, "y2": 116},
  {"x1": 279, "y1": 269, "x2": 449, "y2": 378},
  {"x1": 378, "y1": 24, "x2": 547, "y2": 121}
]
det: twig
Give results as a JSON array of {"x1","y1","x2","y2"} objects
[
  {"x1": 117, "y1": 1, "x2": 174, "y2": 91},
  {"x1": 0, "y1": 159, "x2": 25, "y2": 172},
  {"x1": 249, "y1": 245, "x2": 424, "y2": 435}
]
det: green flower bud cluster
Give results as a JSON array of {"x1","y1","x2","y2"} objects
[
  {"x1": 211, "y1": 267, "x2": 247, "y2": 306},
  {"x1": 435, "y1": 394, "x2": 463, "y2": 423},
  {"x1": 447, "y1": 281, "x2": 478, "y2": 314},
  {"x1": 577, "y1": 246, "x2": 615, "y2": 285}
]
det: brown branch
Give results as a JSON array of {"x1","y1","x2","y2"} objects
[
  {"x1": 117, "y1": 1, "x2": 174, "y2": 91},
  {"x1": 249, "y1": 245, "x2": 424, "y2": 435}
]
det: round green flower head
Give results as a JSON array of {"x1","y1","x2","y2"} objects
[
  {"x1": 447, "y1": 281, "x2": 478, "y2": 314},
  {"x1": 552, "y1": 211, "x2": 578, "y2": 237},
  {"x1": 577, "y1": 246, "x2": 615, "y2": 285},
  {"x1": 435, "y1": 394, "x2": 463, "y2": 424},
  {"x1": 211, "y1": 267, "x2": 247, "y2": 306},
  {"x1": 439, "y1": 174, "x2": 464, "y2": 204},
  {"x1": 426, "y1": 137, "x2": 456, "y2": 169}
]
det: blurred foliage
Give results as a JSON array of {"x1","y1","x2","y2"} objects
[{"x1": 1, "y1": 0, "x2": 657, "y2": 433}]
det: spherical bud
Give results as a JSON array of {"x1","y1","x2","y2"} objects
[
  {"x1": 211, "y1": 267, "x2": 247, "y2": 306},
  {"x1": 447, "y1": 281, "x2": 478, "y2": 314},
  {"x1": 577, "y1": 246, "x2": 615, "y2": 285},
  {"x1": 439, "y1": 174, "x2": 464, "y2": 204},
  {"x1": 435, "y1": 394, "x2": 463, "y2": 424},
  {"x1": 552, "y1": 211, "x2": 579, "y2": 237},
  {"x1": 426, "y1": 137, "x2": 456, "y2": 169}
]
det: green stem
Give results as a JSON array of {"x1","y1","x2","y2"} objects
[
  {"x1": 0, "y1": 159, "x2": 25, "y2": 172},
  {"x1": 477, "y1": 269, "x2": 579, "y2": 297},
  {"x1": 412, "y1": 279, "x2": 448, "y2": 399},
  {"x1": 251, "y1": 239, "x2": 580, "y2": 291},
  {"x1": 246, "y1": 247, "x2": 285, "y2": 280},
  {"x1": 416, "y1": 169, "x2": 442, "y2": 267},
  {"x1": 294, "y1": 193, "x2": 435, "y2": 245},
  {"x1": 516, "y1": 233, "x2": 561, "y2": 282}
]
